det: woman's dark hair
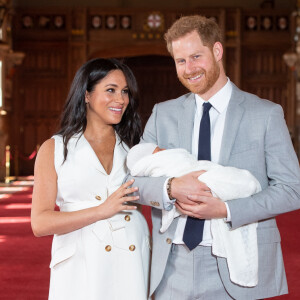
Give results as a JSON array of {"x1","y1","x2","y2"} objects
[{"x1": 57, "y1": 58, "x2": 142, "y2": 161}]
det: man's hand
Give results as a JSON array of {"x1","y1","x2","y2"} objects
[
  {"x1": 171, "y1": 170, "x2": 227, "y2": 219},
  {"x1": 171, "y1": 171, "x2": 209, "y2": 205},
  {"x1": 175, "y1": 193, "x2": 227, "y2": 219}
]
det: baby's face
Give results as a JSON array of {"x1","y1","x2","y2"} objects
[{"x1": 152, "y1": 146, "x2": 165, "y2": 154}]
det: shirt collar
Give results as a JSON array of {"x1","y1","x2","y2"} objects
[{"x1": 195, "y1": 78, "x2": 232, "y2": 114}]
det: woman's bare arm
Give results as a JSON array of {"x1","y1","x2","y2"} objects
[{"x1": 31, "y1": 138, "x2": 138, "y2": 237}]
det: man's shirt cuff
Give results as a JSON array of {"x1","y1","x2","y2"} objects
[
  {"x1": 224, "y1": 202, "x2": 231, "y2": 222},
  {"x1": 162, "y1": 178, "x2": 175, "y2": 210}
]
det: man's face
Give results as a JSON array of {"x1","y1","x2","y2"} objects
[{"x1": 172, "y1": 30, "x2": 220, "y2": 97}]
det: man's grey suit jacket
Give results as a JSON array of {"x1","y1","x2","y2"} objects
[{"x1": 133, "y1": 83, "x2": 300, "y2": 299}]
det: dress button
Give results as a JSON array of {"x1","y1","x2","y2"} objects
[
  {"x1": 105, "y1": 245, "x2": 112, "y2": 252},
  {"x1": 166, "y1": 238, "x2": 172, "y2": 244},
  {"x1": 129, "y1": 245, "x2": 136, "y2": 251},
  {"x1": 95, "y1": 195, "x2": 102, "y2": 201},
  {"x1": 125, "y1": 215, "x2": 131, "y2": 221}
]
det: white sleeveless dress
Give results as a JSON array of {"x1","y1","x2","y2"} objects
[{"x1": 48, "y1": 134, "x2": 150, "y2": 300}]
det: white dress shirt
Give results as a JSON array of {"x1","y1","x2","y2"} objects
[{"x1": 166, "y1": 79, "x2": 233, "y2": 246}]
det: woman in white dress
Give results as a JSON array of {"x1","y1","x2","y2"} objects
[{"x1": 31, "y1": 58, "x2": 150, "y2": 300}]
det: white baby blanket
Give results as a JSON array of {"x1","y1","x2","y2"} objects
[{"x1": 128, "y1": 148, "x2": 261, "y2": 287}]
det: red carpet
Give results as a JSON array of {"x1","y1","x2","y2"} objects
[
  {"x1": 0, "y1": 187, "x2": 52, "y2": 300},
  {"x1": 0, "y1": 186, "x2": 299, "y2": 299},
  {"x1": 270, "y1": 210, "x2": 300, "y2": 300}
]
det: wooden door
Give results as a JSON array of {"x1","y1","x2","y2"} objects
[{"x1": 124, "y1": 55, "x2": 188, "y2": 126}]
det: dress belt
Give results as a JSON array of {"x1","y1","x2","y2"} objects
[
  {"x1": 60, "y1": 201, "x2": 100, "y2": 212},
  {"x1": 60, "y1": 200, "x2": 127, "y2": 233}
]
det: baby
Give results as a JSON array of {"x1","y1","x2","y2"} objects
[{"x1": 127, "y1": 143, "x2": 261, "y2": 287}]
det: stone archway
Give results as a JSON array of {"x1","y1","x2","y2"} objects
[
  {"x1": 88, "y1": 43, "x2": 169, "y2": 60},
  {"x1": 90, "y1": 45, "x2": 188, "y2": 127}
]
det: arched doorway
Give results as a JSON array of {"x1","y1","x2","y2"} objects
[{"x1": 122, "y1": 55, "x2": 188, "y2": 126}]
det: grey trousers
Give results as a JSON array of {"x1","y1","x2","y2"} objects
[{"x1": 155, "y1": 244, "x2": 234, "y2": 300}]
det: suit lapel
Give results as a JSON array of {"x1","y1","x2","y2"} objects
[
  {"x1": 75, "y1": 132, "x2": 127, "y2": 176},
  {"x1": 178, "y1": 93, "x2": 196, "y2": 152},
  {"x1": 76, "y1": 134, "x2": 107, "y2": 174},
  {"x1": 109, "y1": 135, "x2": 128, "y2": 177},
  {"x1": 219, "y1": 84, "x2": 245, "y2": 165}
]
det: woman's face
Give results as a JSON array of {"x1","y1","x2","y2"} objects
[{"x1": 85, "y1": 69, "x2": 130, "y2": 126}]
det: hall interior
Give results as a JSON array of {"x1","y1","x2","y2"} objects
[
  {"x1": 0, "y1": 0, "x2": 298, "y2": 179},
  {"x1": 0, "y1": 1, "x2": 300, "y2": 299}
]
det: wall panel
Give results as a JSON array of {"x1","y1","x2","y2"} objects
[{"x1": 9, "y1": 6, "x2": 294, "y2": 175}]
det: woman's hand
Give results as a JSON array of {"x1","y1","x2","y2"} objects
[
  {"x1": 32, "y1": 140, "x2": 139, "y2": 237},
  {"x1": 97, "y1": 179, "x2": 139, "y2": 219}
]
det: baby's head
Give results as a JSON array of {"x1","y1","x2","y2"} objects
[{"x1": 126, "y1": 143, "x2": 165, "y2": 171}]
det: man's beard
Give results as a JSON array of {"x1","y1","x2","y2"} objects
[{"x1": 178, "y1": 60, "x2": 220, "y2": 95}]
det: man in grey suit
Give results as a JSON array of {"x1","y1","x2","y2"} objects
[{"x1": 132, "y1": 15, "x2": 300, "y2": 299}]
